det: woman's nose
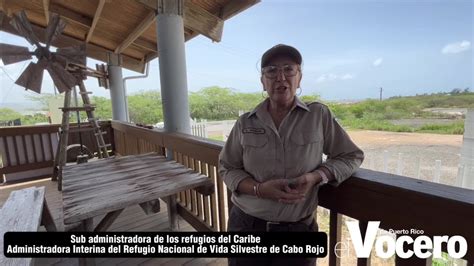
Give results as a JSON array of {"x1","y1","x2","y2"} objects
[{"x1": 276, "y1": 69, "x2": 286, "y2": 81}]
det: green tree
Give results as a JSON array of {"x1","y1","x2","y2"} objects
[
  {"x1": 0, "y1": 108, "x2": 22, "y2": 121},
  {"x1": 300, "y1": 93, "x2": 321, "y2": 103},
  {"x1": 91, "y1": 96, "x2": 112, "y2": 120},
  {"x1": 235, "y1": 92, "x2": 261, "y2": 113},
  {"x1": 128, "y1": 90, "x2": 163, "y2": 124},
  {"x1": 21, "y1": 113, "x2": 49, "y2": 125},
  {"x1": 189, "y1": 86, "x2": 241, "y2": 120}
]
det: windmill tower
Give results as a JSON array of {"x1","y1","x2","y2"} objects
[{"x1": 0, "y1": 11, "x2": 110, "y2": 190}]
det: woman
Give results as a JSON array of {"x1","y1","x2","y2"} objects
[{"x1": 218, "y1": 44, "x2": 364, "y2": 266}]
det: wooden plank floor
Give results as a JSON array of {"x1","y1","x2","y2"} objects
[{"x1": 0, "y1": 178, "x2": 227, "y2": 266}]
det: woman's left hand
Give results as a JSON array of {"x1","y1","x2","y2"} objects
[{"x1": 286, "y1": 173, "x2": 322, "y2": 195}]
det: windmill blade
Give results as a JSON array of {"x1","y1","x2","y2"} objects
[
  {"x1": 10, "y1": 11, "x2": 41, "y2": 47},
  {"x1": 55, "y1": 44, "x2": 87, "y2": 66},
  {"x1": 44, "y1": 13, "x2": 66, "y2": 49},
  {"x1": 0, "y1": 43, "x2": 32, "y2": 65},
  {"x1": 15, "y1": 59, "x2": 47, "y2": 93},
  {"x1": 47, "y1": 62, "x2": 77, "y2": 93}
]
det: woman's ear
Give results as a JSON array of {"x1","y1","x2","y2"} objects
[
  {"x1": 260, "y1": 75, "x2": 266, "y2": 90},
  {"x1": 297, "y1": 72, "x2": 302, "y2": 88}
]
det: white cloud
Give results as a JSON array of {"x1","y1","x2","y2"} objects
[
  {"x1": 316, "y1": 73, "x2": 355, "y2": 83},
  {"x1": 373, "y1": 57, "x2": 383, "y2": 67},
  {"x1": 316, "y1": 75, "x2": 327, "y2": 83},
  {"x1": 341, "y1": 74, "x2": 355, "y2": 80},
  {"x1": 441, "y1": 41, "x2": 471, "y2": 54}
]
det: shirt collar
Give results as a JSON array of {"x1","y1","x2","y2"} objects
[
  {"x1": 248, "y1": 97, "x2": 310, "y2": 118},
  {"x1": 294, "y1": 97, "x2": 311, "y2": 112}
]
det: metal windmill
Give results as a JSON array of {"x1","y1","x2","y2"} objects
[{"x1": 0, "y1": 10, "x2": 110, "y2": 190}]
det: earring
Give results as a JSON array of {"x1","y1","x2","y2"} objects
[
  {"x1": 296, "y1": 87, "x2": 302, "y2": 96},
  {"x1": 262, "y1": 91, "x2": 268, "y2": 98}
]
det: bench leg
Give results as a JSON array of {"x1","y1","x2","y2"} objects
[
  {"x1": 41, "y1": 199, "x2": 57, "y2": 232},
  {"x1": 94, "y1": 209, "x2": 124, "y2": 232},
  {"x1": 79, "y1": 218, "x2": 95, "y2": 266},
  {"x1": 166, "y1": 195, "x2": 178, "y2": 231}
]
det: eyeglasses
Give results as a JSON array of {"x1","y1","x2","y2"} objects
[{"x1": 261, "y1": 64, "x2": 299, "y2": 79}]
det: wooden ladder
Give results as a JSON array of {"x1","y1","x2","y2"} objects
[{"x1": 52, "y1": 80, "x2": 110, "y2": 191}]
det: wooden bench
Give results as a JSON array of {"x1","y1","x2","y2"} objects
[{"x1": 0, "y1": 186, "x2": 57, "y2": 266}]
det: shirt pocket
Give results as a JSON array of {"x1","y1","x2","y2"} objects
[
  {"x1": 291, "y1": 131, "x2": 321, "y2": 146},
  {"x1": 241, "y1": 134, "x2": 268, "y2": 148},
  {"x1": 241, "y1": 134, "x2": 272, "y2": 179},
  {"x1": 288, "y1": 131, "x2": 323, "y2": 173}
]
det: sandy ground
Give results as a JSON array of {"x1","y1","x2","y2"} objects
[{"x1": 349, "y1": 130, "x2": 462, "y2": 185}]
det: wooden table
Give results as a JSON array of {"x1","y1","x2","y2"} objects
[{"x1": 62, "y1": 152, "x2": 213, "y2": 232}]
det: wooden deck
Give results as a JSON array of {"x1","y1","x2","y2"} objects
[{"x1": 0, "y1": 178, "x2": 226, "y2": 266}]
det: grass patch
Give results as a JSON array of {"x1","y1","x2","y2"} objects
[
  {"x1": 340, "y1": 118, "x2": 464, "y2": 135},
  {"x1": 208, "y1": 135, "x2": 224, "y2": 141},
  {"x1": 341, "y1": 119, "x2": 414, "y2": 133},
  {"x1": 416, "y1": 121, "x2": 464, "y2": 134}
]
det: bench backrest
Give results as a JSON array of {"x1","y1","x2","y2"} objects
[{"x1": 0, "y1": 186, "x2": 46, "y2": 266}]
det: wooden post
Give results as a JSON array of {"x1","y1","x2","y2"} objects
[
  {"x1": 397, "y1": 153, "x2": 403, "y2": 175},
  {"x1": 434, "y1": 160, "x2": 441, "y2": 183},
  {"x1": 329, "y1": 211, "x2": 342, "y2": 266},
  {"x1": 79, "y1": 218, "x2": 95, "y2": 266},
  {"x1": 166, "y1": 195, "x2": 178, "y2": 231}
]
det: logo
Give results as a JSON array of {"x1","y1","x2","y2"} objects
[{"x1": 335, "y1": 221, "x2": 467, "y2": 259}]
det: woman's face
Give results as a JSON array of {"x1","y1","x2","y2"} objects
[{"x1": 261, "y1": 55, "x2": 302, "y2": 107}]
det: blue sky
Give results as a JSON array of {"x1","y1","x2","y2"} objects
[{"x1": 0, "y1": 0, "x2": 472, "y2": 107}]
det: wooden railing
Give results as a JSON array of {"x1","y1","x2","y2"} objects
[
  {"x1": 0, "y1": 121, "x2": 113, "y2": 182},
  {"x1": 319, "y1": 169, "x2": 474, "y2": 265},
  {"x1": 111, "y1": 121, "x2": 473, "y2": 265},
  {"x1": 0, "y1": 124, "x2": 58, "y2": 177}
]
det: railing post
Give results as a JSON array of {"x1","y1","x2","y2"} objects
[
  {"x1": 329, "y1": 210, "x2": 342, "y2": 266},
  {"x1": 433, "y1": 160, "x2": 441, "y2": 183}
]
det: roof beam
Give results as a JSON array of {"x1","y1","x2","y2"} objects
[
  {"x1": 114, "y1": 11, "x2": 156, "y2": 54},
  {"x1": 134, "y1": 37, "x2": 157, "y2": 52},
  {"x1": 86, "y1": 0, "x2": 105, "y2": 43},
  {"x1": 220, "y1": 0, "x2": 260, "y2": 20},
  {"x1": 183, "y1": 1, "x2": 223, "y2": 42},
  {"x1": 137, "y1": 0, "x2": 223, "y2": 42},
  {"x1": 49, "y1": 4, "x2": 92, "y2": 28},
  {"x1": 42, "y1": 0, "x2": 49, "y2": 23}
]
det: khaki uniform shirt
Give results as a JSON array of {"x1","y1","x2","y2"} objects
[{"x1": 218, "y1": 97, "x2": 364, "y2": 222}]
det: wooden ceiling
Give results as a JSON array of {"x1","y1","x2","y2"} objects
[{"x1": 0, "y1": 0, "x2": 259, "y2": 73}]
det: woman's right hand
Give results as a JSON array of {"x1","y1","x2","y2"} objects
[{"x1": 259, "y1": 179, "x2": 305, "y2": 204}]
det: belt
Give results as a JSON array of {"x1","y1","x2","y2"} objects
[
  {"x1": 265, "y1": 215, "x2": 314, "y2": 232},
  {"x1": 233, "y1": 207, "x2": 315, "y2": 232}
]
